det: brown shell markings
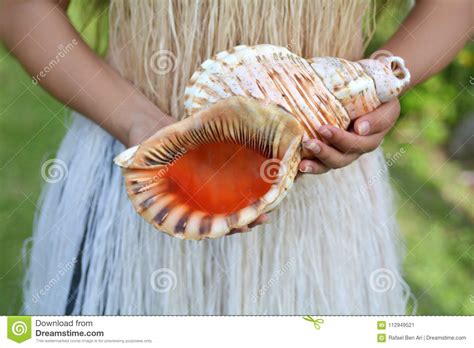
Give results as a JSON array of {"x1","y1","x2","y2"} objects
[
  {"x1": 184, "y1": 45, "x2": 411, "y2": 140},
  {"x1": 184, "y1": 45, "x2": 351, "y2": 141},
  {"x1": 115, "y1": 97, "x2": 303, "y2": 240},
  {"x1": 115, "y1": 44, "x2": 411, "y2": 240}
]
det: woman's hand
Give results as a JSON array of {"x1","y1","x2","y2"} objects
[
  {"x1": 228, "y1": 214, "x2": 269, "y2": 235},
  {"x1": 0, "y1": 0, "x2": 177, "y2": 149},
  {"x1": 126, "y1": 111, "x2": 175, "y2": 147},
  {"x1": 231, "y1": 98, "x2": 401, "y2": 233},
  {"x1": 299, "y1": 99, "x2": 400, "y2": 174}
]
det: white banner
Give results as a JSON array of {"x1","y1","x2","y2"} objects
[{"x1": 0, "y1": 316, "x2": 472, "y2": 347}]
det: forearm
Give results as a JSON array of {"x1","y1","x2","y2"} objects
[
  {"x1": 380, "y1": 0, "x2": 472, "y2": 87},
  {"x1": 0, "y1": 0, "x2": 166, "y2": 145}
]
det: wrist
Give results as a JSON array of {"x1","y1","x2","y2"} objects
[
  {"x1": 125, "y1": 109, "x2": 174, "y2": 148},
  {"x1": 109, "y1": 91, "x2": 174, "y2": 147}
]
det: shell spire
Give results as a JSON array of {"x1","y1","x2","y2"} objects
[
  {"x1": 358, "y1": 56, "x2": 411, "y2": 102},
  {"x1": 185, "y1": 45, "x2": 410, "y2": 141}
]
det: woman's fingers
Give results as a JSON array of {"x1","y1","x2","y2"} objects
[
  {"x1": 298, "y1": 158, "x2": 330, "y2": 174},
  {"x1": 316, "y1": 125, "x2": 386, "y2": 154},
  {"x1": 313, "y1": 99, "x2": 399, "y2": 154},
  {"x1": 301, "y1": 140, "x2": 359, "y2": 170},
  {"x1": 353, "y1": 99, "x2": 400, "y2": 136},
  {"x1": 248, "y1": 214, "x2": 269, "y2": 228},
  {"x1": 298, "y1": 99, "x2": 400, "y2": 173},
  {"x1": 228, "y1": 214, "x2": 269, "y2": 235}
]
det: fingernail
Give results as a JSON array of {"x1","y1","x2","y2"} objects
[
  {"x1": 318, "y1": 127, "x2": 332, "y2": 138},
  {"x1": 300, "y1": 165, "x2": 312, "y2": 173},
  {"x1": 357, "y1": 121, "x2": 370, "y2": 135},
  {"x1": 304, "y1": 141, "x2": 321, "y2": 153}
]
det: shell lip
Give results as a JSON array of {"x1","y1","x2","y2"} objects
[
  {"x1": 114, "y1": 145, "x2": 139, "y2": 168},
  {"x1": 118, "y1": 96, "x2": 304, "y2": 240},
  {"x1": 385, "y1": 56, "x2": 411, "y2": 88}
]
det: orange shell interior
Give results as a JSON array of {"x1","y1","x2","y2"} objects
[{"x1": 163, "y1": 141, "x2": 272, "y2": 215}]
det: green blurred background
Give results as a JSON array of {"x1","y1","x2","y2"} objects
[{"x1": 0, "y1": 1, "x2": 473, "y2": 314}]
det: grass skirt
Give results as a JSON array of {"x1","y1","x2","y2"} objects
[{"x1": 23, "y1": 113, "x2": 410, "y2": 315}]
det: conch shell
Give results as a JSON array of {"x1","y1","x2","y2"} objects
[
  {"x1": 115, "y1": 97, "x2": 303, "y2": 240},
  {"x1": 115, "y1": 45, "x2": 410, "y2": 240}
]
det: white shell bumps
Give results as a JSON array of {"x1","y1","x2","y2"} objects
[{"x1": 185, "y1": 44, "x2": 410, "y2": 140}]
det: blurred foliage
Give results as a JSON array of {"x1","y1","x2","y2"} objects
[
  {"x1": 369, "y1": 0, "x2": 474, "y2": 147},
  {"x1": 68, "y1": 0, "x2": 109, "y2": 56},
  {"x1": 0, "y1": 0, "x2": 472, "y2": 315},
  {"x1": 369, "y1": 0, "x2": 474, "y2": 315}
]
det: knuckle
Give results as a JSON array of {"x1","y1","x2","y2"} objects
[
  {"x1": 331, "y1": 128, "x2": 347, "y2": 144},
  {"x1": 360, "y1": 144, "x2": 375, "y2": 153},
  {"x1": 351, "y1": 141, "x2": 365, "y2": 154},
  {"x1": 360, "y1": 136, "x2": 382, "y2": 153},
  {"x1": 326, "y1": 156, "x2": 345, "y2": 168},
  {"x1": 366, "y1": 141, "x2": 380, "y2": 152},
  {"x1": 316, "y1": 148, "x2": 331, "y2": 160},
  {"x1": 374, "y1": 136, "x2": 384, "y2": 148}
]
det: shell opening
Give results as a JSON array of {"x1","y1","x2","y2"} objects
[
  {"x1": 358, "y1": 56, "x2": 411, "y2": 103},
  {"x1": 390, "y1": 58, "x2": 407, "y2": 81},
  {"x1": 119, "y1": 97, "x2": 303, "y2": 239},
  {"x1": 161, "y1": 141, "x2": 274, "y2": 215}
]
